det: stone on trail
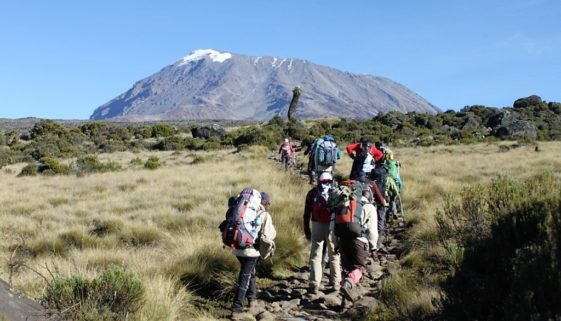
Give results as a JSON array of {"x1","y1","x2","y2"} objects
[
  {"x1": 323, "y1": 292, "x2": 342, "y2": 307},
  {"x1": 256, "y1": 311, "x2": 276, "y2": 321},
  {"x1": 345, "y1": 296, "x2": 378, "y2": 320},
  {"x1": 280, "y1": 298, "x2": 301, "y2": 310}
]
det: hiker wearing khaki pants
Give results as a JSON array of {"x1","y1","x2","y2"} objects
[{"x1": 303, "y1": 172, "x2": 341, "y2": 294}]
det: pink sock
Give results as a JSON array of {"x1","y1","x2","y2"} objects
[{"x1": 346, "y1": 268, "x2": 363, "y2": 285}]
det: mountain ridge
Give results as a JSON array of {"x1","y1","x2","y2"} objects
[{"x1": 91, "y1": 49, "x2": 440, "y2": 121}]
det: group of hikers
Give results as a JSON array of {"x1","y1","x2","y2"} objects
[{"x1": 220, "y1": 135, "x2": 403, "y2": 319}]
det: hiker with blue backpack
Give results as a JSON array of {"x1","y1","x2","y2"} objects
[
  {"x1": 305, "y1": 135, "x2": 342, "y2": 183},
  {"x1": 303, "y1": 172, "x2": 342, "y2": 294},
  {"x1": 329, "y1": 178, "x2": 384, "y2": 301},
  {"x1": 219, "y1": 190, "x2": 277, "y2": 319}
]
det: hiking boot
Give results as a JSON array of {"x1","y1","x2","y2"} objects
[
  {"x1": 308, "y1": 285, "x2": 319, "y2": 295},
  {"x1": 340, "y1": 281, "x2": 355, "y2": 302}
]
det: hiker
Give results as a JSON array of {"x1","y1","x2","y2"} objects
[
  {"x1": 384, "y1": 149, "x2": 403, "y2": 219},
  {"x1": 278, "y1": 138, "x2": 295, "y2": 171},
  {"x1": 330, "y1": 179, "x2": 383, "y2": 302},
  {"x1": 304, "y1": 138, "x2": 319, "y2": 183},
  {"x1": 384, "y1": 149, "x2": 403, "y2": 192},
  {"x1": 346, "y1": 137, "x2": 384, "y2": 180},
  {"x1": 303, "y1": 172, "x2": 342, "y2": 294},
  {"x1": 220, "y1": 190, "x2": 276, "y2": 319},
  {"x1": 371, "y1": 158, "x2": 388, "y2": 246},
  {"x1": 313, "y1": 135, "x2": 342, "y2": 175}
]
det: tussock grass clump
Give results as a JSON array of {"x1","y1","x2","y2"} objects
[
  {"x1": 119, "y1": 224, "x2": 163, "y2": 247},
  {"x1": 90, "y1": 218, "x2": 124, "y2": 237},
  {"x1": 170, "y1": 247, "x2": 238, "y2": 299},
  {"x1": 130, "y1": 157, "x2": 143, "y2": 166},
  {"x1": 144, "y1": 156, "x2": 161, "y2": 169},
  {"x1": 43, "y1": 266, "x2": 145, "y2": 321}
]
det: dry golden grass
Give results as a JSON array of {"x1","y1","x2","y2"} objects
[
  {"x1": 0, "y1": 148, "x2": 309, "y2": 320},
  {"x1": 1, "y1": 141, "x2": 560, "y2": 320}
]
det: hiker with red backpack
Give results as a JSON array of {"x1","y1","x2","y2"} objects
[
  {"x1": 346, "y1": 137, "x2": 384, "y2": 180},
  {"x1": 303, "y1": 172, "x2": 342, "y2": 294},
  {"x1": 329, "y1": 179, "x2": 384, "y2": 302},
  {"x1": 278, "y1": 138, "x2": 295, "y2": 171},
  {"x1": 219, "y1": 190, "x2": 276, "y2": 319}
]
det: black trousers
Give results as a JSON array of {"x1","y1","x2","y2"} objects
[
  {"x1": 339, "y1": 238, "x2": 368, "y2": 274},
  {"x1": 232, "y1": 256, "x2": 258, "y2": 312}
]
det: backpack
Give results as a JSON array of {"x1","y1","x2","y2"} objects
[
  {"x1": 371, "y1": 164, "x2": 389, "y2": 198},
  {"x1": 316, "y1": 140, "x2": 337, "y2": 167},
  {"x1": 330, "y1": 180, "x2": 364, "y2": 239},
  {"x1": 221, "y1": 188, "x2": 263, "y2": 249}
]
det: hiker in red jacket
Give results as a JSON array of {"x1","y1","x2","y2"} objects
[
  {"x1": 346, "y1": 137, "x2": 384, "y2": 180},
  {"x1": 278, "y1": 138, "x2": 295, "y2": 171}
]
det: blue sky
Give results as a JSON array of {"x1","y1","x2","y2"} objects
[{"x1": 1, "y1": 0, "x2": 560, "y2": 119}]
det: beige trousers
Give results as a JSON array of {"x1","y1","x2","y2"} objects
[{"x1": 308, "y1": 221, "x2": 341, "y2": 290}]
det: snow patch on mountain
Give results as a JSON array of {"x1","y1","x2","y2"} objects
[{"x1": 180, "y1": 49, "x2": 232, "y2": 65}]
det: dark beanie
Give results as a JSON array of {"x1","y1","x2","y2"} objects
[{"x1": 261, "y1": 192, "x2": 271, "y2": 203}]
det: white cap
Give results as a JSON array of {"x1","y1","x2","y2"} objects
[{"x1": 319, "y1": 172, "x2": 333, "y2": 182}]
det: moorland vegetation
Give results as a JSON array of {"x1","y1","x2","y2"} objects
[{"x1": 0, "y1": 95, "x2": 560, "y2": 320}]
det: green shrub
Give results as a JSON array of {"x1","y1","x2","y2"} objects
[
  {"x1": 38, "y1": 157, "x2": 70, "y2": 175},
  {"x1": 151, "y1": 124, "x2": 176, "y2": 138},
  {"x1": 144, "y1": 156, "x2": 160, "y2": 170},
  {"x1": 43, "y1": 266, "x2": 145, "y2": 321},
  {"x1": 18, "y1": 163, "x2": 38, "y2": 176},
  {"x1": 30, "y1": 119, "x2": 67, "y2": 139},
  {"x1": 74, "y1": 155, "x2": 121, "y2": 174},
  {"x1": 436, "y1": 173, "x2": 561, "y2": 321},
  {"x1": 153, "y1": 136, "x2": 185, "y2": 151}
]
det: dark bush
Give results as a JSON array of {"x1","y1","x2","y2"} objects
[{"x1": 436, "y1": 173, "x2": 561, "y2": 321}]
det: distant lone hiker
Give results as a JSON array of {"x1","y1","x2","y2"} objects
[
  {"x1": 219, "y1": 189, "x2": 276, "y2": 320},
  {"x1": 303, "y1": 172, "x2": 342, "y2": 294},
  {"x1": 346, "y1": 137, "x2": 384, "y2": 180},
  {"x1": 278, "y1": 138, "x2": 295, "y2": 171}
]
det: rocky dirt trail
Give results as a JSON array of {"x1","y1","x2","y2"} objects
[{"x1": 240, "y1": 155, "x2": 408, "y2": 321}]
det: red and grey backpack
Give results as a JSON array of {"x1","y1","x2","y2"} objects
[
  {"x1": 329, "y1": 180, "x2": 364, "y2": 239},
  {"x1": 221, "y1": 188, "x2": 263, "y2": 249}
]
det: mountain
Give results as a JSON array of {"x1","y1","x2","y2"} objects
[{"x1": 91, "y1": 49, "x2": 439, "y2": 121}]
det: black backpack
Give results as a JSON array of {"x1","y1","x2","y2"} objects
[{"x1": 371, "y1": 164, "x2": 388, "y2": 199}]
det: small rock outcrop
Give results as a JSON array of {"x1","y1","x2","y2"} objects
[
  {"x1": 191, "y1": 124, "x2": 227, "y2": 139},
  {"x1": 488, "y1": 110, "x2": 537, "y2": 139},
  {"x1": 462, "y1": 116, "x2": 480, "y2": 130},
  {"x1": 513, "y1": 95, "x2": 543, "y2": 108}
]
